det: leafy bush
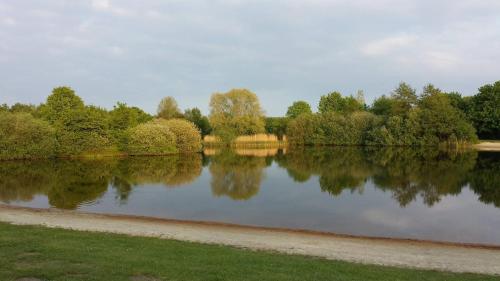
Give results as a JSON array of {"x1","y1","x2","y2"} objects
[
  {"x1": 0, "y1": 112, "x2": 57, "y2": 160},
  {"x1": 127, "y1": 120, "x2": 178, "y2": 155},
  {"x1": 55, "y1": 106, "x2": 112, "y2": 156},
  {"x1": 163, "y1": 119, "x2": 202, "y2": 152},
  {"x1": 265, "y1": 117, "x2": 289, "y2": 140},
  {"x1": 287, "y1": 112, "x2": 377, "y2": 145}
]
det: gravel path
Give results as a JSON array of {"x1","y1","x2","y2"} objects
[{"x1": 1, "y1": 205, "x2": 499, "y2": 275}]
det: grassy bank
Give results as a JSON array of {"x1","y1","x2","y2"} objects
[{"x1": 0, "y1": 223, "x2": 498, "y2": 281}]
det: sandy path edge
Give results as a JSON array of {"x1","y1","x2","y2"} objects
[
  {"x1": 474, "y1": 142, "x2": 500, "y2": 151},
  {"x1": 1, "y1": 206, "x2": 499, "y2": 275}
]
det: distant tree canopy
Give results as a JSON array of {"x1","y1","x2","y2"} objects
[
  {"x1": 157, "y1": 96, "x2": 182, "y2": 120},
  {"x1": 209, "y1": 89, "x2": 265, "y2": 142},
  {"x1": 467, "y1": 81, "x2": 500, "y2": 139},
  {"x1": 289, "y1": 83, "x2": 478, "y2": 146},
  {"x1": 1, "y1": 86, "x2": 202, "y2": 159},
  {"x1": 318, "y1": 91, "x2": 364, "y2": 114},
  {"x1": 184, "y1": 107, "x2": 212, "y2": 137},
  {"x1": 39, "y1": 86, "x2": 85, "y2": 126},
  {"x1": 286, "y1": 101, "x2": 312, "y2": 118},
  {"x1": 390, "y1": 82, "x2": 418, "y2": 116},
  {"x1": 265, "y1": 117, "x2": 288, "y2": 140},
  {"x1": 2, "y1": 80, "x2": 498, "y2": 159}
]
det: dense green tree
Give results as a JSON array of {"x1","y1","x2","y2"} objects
[
  {"x1": 444, "y1": 92, "x2": 469, "y2": 113},
  {"x1": 209, "y1": 89, "x2": 265, "y2": 142},
  {"x1": 39, "y1": 86, "x2": 85, "y2": 126},
  {"x1": 265, "y1": 117, "x2": 289, "y2": 140},
  {"x1": 9, "y1": 103, "x2": 39, "y2": 116},
  {"x1": 318, "y1": 92, "x2": 364, "y2": 114},
  {"x1": 109, "y1": 102, "x2": 152, "y2": 131},
  {"x1": 370, "y1": 95, "x2": 395, "y2": 117},
  {"x1": 0, "y1": 112, "x2": 57, "y2": 160},
  {"x1": 109, "y1": 102, "x2": 152, "y2": 149},
  {"x1": 157, "y1": 96, "x2": 182, "y2": 119},
  {"x1": 417, "y1": 84, "x2": 477, "y2": 145},
  {"x1": 56, "y1": 106, "x2": 112, "y2": 155},
  {"x1": 286, "y1": 101, "x2": 312, "y2": 118},
  {"x1": 467, "y1": 81, "x2": 500, "y2": 139},
  {"x1": 391, "y1": 82, "x2": 417, "y2": 116},
  {"x1": 184, "y1": 108, "x2": 211, "y2": 136}
]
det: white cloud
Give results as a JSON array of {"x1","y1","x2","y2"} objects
[
  {"x1": 90, "y1": 0, "x2": 133, "y2": 16},
  {"x1": 2, "y1": 17, "x2": 16, "y2": 26},
  {"x1": 360, "y1": 34, "x2": 418, "y2": 56},
  {"x1": 108, "y1": 46, "x2": 125, "y2": 56},
  {"x1": 91, "y1": 0, "x2": 110, "y2": 11}
]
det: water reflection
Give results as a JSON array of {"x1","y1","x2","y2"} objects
[
  {"x1": 209, "y1": 150, "x2": 267, "y2": 200},
  {"x1": 0, "y1": 147, "x2": 499, "y2": 209}
]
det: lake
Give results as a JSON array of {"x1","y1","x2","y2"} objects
[{"x1": 1, "y1": 147, "x2": 499, "y2": 245}]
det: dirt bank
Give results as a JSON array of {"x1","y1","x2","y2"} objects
[
  {"x1": 0, "y1": 205, "x2": 499, "y2": 275},
  {"x1": 474, "y1": 142, "x2": 500, "y2": 151}
]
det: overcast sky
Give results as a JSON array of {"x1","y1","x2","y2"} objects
[{"x1": 1, "y1": 0, "x2": 499, "y2": 115}]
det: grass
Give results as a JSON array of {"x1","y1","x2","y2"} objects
[{"x1": 0, "y1": 223, "x2": 498, "y2": 281}]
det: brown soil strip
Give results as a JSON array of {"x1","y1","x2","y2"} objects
[{"x1": 0, "y1": 205, "x2": 499, "y2": 275}]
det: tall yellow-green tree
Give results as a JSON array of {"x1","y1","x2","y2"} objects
[
  {"x1": 209, "y1": 89, "x2": 265, "y2": 143},
  {"x1": 157, "y1": 96, "x2": 182, "y2": 119}
]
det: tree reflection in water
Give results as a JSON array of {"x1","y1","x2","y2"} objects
[
  {"x1": 0, "y1": 148, "x2": 498, "y2": 209},
  {"x1": 0, "y1": 155, "x2": 203, "y2": 209},
  {"x1": 208, "y1": 150, "x2": 267, "y2": 200},
  {"x1": 276, "y1": 147, "x2": 499, "y2": 207}
]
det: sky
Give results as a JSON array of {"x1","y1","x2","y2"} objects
[{"x1": 1, "y1": 0, "x2": 499, "y2": 116}]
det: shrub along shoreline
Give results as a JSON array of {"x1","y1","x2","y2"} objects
[
  {"x1": 1, "y1": 81, "x2": 498, "y2": 160},
  {"x1": 0, "y1": 87, "x2": 202, "y2": 160}
]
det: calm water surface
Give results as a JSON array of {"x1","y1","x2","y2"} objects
[{"x1": 1, "y1": 147, "x2": 499, "y2": 245}]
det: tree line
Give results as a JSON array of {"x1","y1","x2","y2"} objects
[{"x1": 1, "y1": 80, "x2": 499, "y2": 159}]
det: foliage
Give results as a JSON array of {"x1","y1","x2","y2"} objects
[
  {"x1": 109, "y1": 102, "x2": 152, "y2": 150},
  {"x1": 184, "y1": 107, "x2": 212, "y2": 136},
  {"x1": 286, "y1": 101, "x2": 312, "y2": 118},
  {"x1": 390, "y1": 82, "x2": 418, "y2": 116},
  {"x1": 127, "y1": 119, "x2": 177, "y2": 155},
  {"x1": 55, "y1": 106, "x2": 112, "y2": 156},
  {"x1": 163, "y1": 118, "x2": 202, "y2": 152},
  {"x1": 265, "y1": 117, "x2": 289, "y2": 140},
  {"x1": 209, "y1": 88, "x2": 265, "y2": 143},
  {"x1": 157, "y1": 96, "x2": 182, "y2": 119},
  {"x1": 0, "y1": 112, "x2": 57, "y2": 160},
  {"x1": 287, "y1": 112, "x2": 378, "y2": 145},
  {"x1": 318, "y1": 91, "x2": 364, "y2": 114},
  {"x1": 467, "y1": 81, "x2": 500, "y2": 139},
  {"x1": 417, "y1": 84, "x2": 477, "y2": 145},
  {"x1": 8, "y1": 103, "x2": 39, "y2": 116},
  {"x1": 39, "y1": 86, "x2": 84, "y2": 126},
  {"x1": 370, "y1": 95, "x2": 394, "y2": 117}
]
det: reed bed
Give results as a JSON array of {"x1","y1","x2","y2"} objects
[
  {"x1": 203, "y1": 134, "x2": 288, "y2": 148},
  {"x1": 203, "y1": 147, "x2": 283, "y2": 157}
]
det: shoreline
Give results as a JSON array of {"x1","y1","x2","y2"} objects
[
  {"x1": 1, "y1": 205, "x2": 499, "y2": 275},
  {"x1": 474, "y1": 141, "x2": 500, "y2": 151}
]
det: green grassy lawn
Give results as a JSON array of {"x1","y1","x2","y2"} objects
[{"x1": 0, "y1": 223, "x2": 498, "y2": 281}]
